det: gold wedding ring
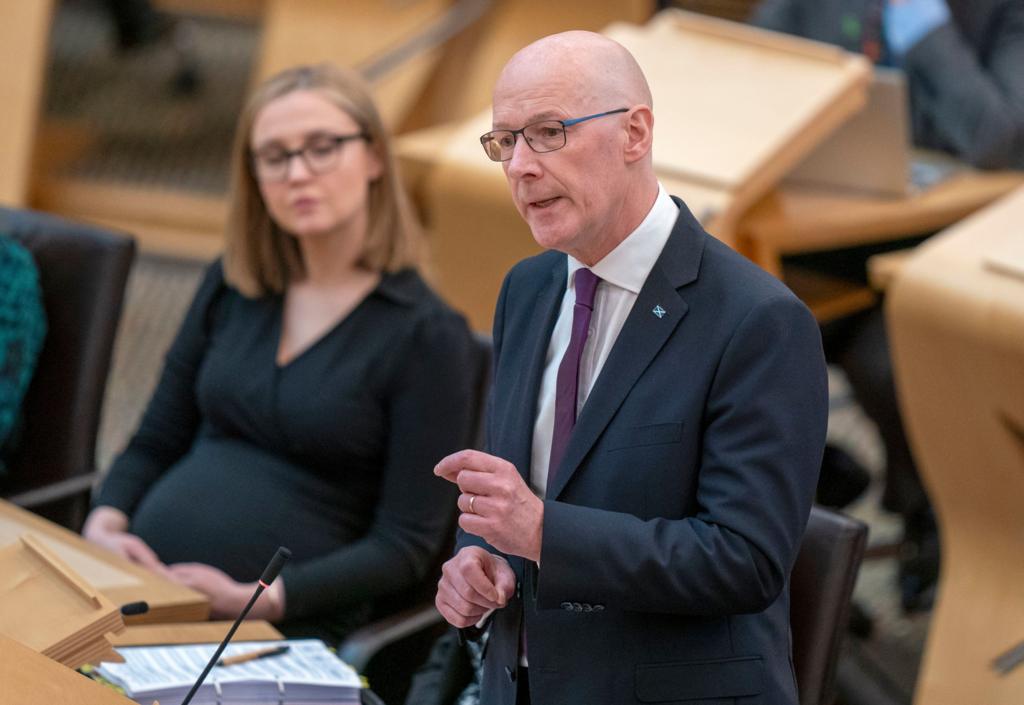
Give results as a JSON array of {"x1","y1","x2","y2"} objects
[{"x1": 468, "y1": 495, "x2": 477, "y2": 514}]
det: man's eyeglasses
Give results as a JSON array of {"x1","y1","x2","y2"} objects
[
  {"x1": 251, "y1": 133, "x2": 368, "y2": 182},
  {"x1": 479, "y1": 108, "x2": 629, "y2": 162}
]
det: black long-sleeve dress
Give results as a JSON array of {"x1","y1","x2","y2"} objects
[{"x1": 95, "y1": 261, "x2": 474, "y2": 643}]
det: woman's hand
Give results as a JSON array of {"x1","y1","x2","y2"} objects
[
  {"x1": 165, "y1": 563, "x2": 286, "y2": 622},
  {"x1": 82, "y1": 506, "x2": 165, "y2": 572}
]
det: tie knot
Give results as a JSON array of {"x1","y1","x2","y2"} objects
[{"x1": 573, "y1": 268, "x2": 600, "y2": 310}]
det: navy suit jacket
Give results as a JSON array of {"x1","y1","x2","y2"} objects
[{"x1": 461, "y1": 199, "x2": 828, "y2": 705}]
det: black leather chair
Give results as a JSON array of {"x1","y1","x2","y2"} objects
[
  {"x1": 340, "y1": 332, "x2": 493, "y2": 705},
  {"x1": 790, "y1": 505, "x2": 869, "y2": 705},
  {"x1": 0, "y1": 207, "x2": 135, "y2": 531}
]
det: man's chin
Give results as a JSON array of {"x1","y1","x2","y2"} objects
[{"x1": 529, "y1": 227, "x2": 574, "y2": 253}]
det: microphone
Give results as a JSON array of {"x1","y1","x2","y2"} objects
[
  {"x1": 179, "y1": 546, "x2": 291, "y2": 705},
  {"x1": 120, "y1": 600, "x2": 150, "y2": 617}
]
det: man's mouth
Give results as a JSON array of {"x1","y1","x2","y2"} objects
[{"x1": 529, "y1": 197, "x2": 560, "y2": 209}]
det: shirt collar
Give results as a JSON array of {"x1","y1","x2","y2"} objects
[
  {"x1": 373, "y1": 268, "x2": 421, "y2": 306},
  {"x1": 566, "y1": 183, "x2": 679, "y2": 294}
]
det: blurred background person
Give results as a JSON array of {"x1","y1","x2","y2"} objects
[
  {"x1": 0, "y1": 236, "x2": 47, "y2": 478},
  {"x1": 751, "y1": 0, "x2": 1024, "y2": 169},
  {"x1": 101, "y1": 0, "x2": 201, "y2": 93},
  {"x1": 83, "y1": 63, "x2": 475, "y2": 644}
]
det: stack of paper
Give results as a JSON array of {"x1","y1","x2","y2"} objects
[
  {"x1": 0, "y1": 534, "x2": 124, "y2": 669},
  {"x1": 95, "y1": 639, "x2": 362, "y2": 704}
]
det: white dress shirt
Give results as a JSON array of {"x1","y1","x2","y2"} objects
[{"x1": 529, "y1": 185, "x2": 679, "y2": 497}]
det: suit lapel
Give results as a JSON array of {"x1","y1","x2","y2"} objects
[
  {"x1": 507, "y1": 259, "x2": 566, "y2": 481},
  {"x1": 547, "y1": 200, "x2": 705, "y2": 500}
]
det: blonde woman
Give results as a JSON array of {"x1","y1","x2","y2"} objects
[{"x1": 84, "y1": 64, "x2": 474, "y2": 643}]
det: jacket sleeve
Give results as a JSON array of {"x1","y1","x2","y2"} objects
[
  {"x1": 536, "y1": 294, "x2": 828, "y2": 616},
  {"x1": 747, "y1": 0, "x2": 804, "y2": 33},
  {"x1": 94, "y1": 261, "x2": 224, "y2": 515}
]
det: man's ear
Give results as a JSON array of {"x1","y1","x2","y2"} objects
[{"x1": 623, "y1": 105, "x2": 654, "y2": 164}]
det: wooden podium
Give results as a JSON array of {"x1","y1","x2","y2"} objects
[
  {"x1": 0, "y1": 500, "x2": 208, "y2": 624},
  {"x1": 397, "y1": 9, "x2": 870, "y2": 331},
  {"x1": 888, "y1": 186, "x2": 1024, "y2": 705},
  {"x1": 0, "y1": 633, "x2": 135, "y2": 705}
]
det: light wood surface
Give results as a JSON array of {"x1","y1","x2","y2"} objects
[
  {"x1": 0, "y1": 0, "x2": 54, "y2": 206},
  {"x1": 0, "y1": 535, "x2": 124, "y2": 669},
  {"x1": 888, "y1": 185, "x2": 1024, "y2": 705},
  {"x1": 781, "y1": 266, "x2": 876, "y2": 324},
  {"x1": 867, "y1": 248, "x2": 914, "y2": 291},
  {"x1": 112, "y1": 620, "x2": 283, "y2": 646},
  {"x1": 607, "y1": 11, "x2": 869, "y2": 198},
  {"x1": 737, "y1": 169, "x2": 1024, "y2": 278},
  {"x1": 32, "y1": 177, "x2": 226, "y2": 261},
  {"x1": 0, "y1": 633, "x2": 135, "y2": 705},
  {"x1": 0, "y1": 500, "x2": 208, "y2": 625},
  {"x1": 256, "y1": 0, "x2": 453, "y2": 129}
]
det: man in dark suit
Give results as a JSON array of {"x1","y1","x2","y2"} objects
[{"x1": 434, "y1": 31, "x2": 828, "y2": 705}]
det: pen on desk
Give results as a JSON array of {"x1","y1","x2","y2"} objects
[{"x1": 216, "y1": 644, "x2": 290, "y2": 667}]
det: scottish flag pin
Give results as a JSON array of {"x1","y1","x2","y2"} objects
[{"x1": 652, "y1": 305, "x2": 666, "y2": 319}]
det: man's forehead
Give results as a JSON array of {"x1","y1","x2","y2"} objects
[
  {"x1": 491, "y1": 105, "x2": 570, "y2": 130},
  {"x1": 491, "y1": 72, "x2": 588, "y2": 128}
]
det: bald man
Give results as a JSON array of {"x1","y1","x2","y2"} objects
[{"x1": 434, "y1": 32, "x2": 828, "y2": 705}]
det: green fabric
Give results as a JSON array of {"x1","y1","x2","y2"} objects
[{"x1": 0, "y1": 235, "x2": 47, "y2": 476}]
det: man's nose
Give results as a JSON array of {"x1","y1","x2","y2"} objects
[{"x1": 505, "y1": 136, "x2": 540, "y2": 179}]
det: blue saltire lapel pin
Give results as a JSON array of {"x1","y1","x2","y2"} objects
[{"x1": 652, "y1": 305, "x2": 666, "y2": 319}]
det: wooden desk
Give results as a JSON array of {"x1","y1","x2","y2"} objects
[
  {"x1": 1, "y1": 633, "x2": 135, "y2": 705},
  {"x1": 736, "y1": 170, "x2": 1024, "y2": 278},
  {"x1": 112, "y1": 620, "x2": 283, "y2": 646},
  {"x1": 0, "y1": 500, "x2": 208, "y2": 624},
  {"x1": 888, "y1": 186, "x2": 1024, "y2": 705}
]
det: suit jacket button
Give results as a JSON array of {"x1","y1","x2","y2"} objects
[
  {"x1": 516, "y1": 582, "x2": 522, "y2": 599},
  {"x1": 561, "y1": 602, "x2": 573, "y2": 611},
  {"x1": 573, "y1": 602, "x2": 583, "y2": 612},
  {"x1": 582, "y1": 603, "x2": 593, "y2": 612},
  {"x1": 505, "y1": 665, "x2": 516, "y2": 682}
]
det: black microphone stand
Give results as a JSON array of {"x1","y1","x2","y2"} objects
[{"x1": 179, "y1": 547, "x2": 290, "y2": 705}]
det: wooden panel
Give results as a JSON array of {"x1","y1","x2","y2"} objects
[
  {"x1": 256, "y1": 0, "x2": 454, "y2": 129},
  {"x1": 605, "y1": 11, "x2": 870, "y2": 205},
  {"x1": 0, "y1": 500, "x2": 208, "y2": 625},
  {"x1": 867, "y1": 248, "x2": 914, "y2": 291},
  {"x1": 0, "y1": 535, "x2": 124, "y2": 669},
  {"x1": 668, "y1": 0, "x2": 760, "y2": 22},
  {"x1": 739, "y1": 170, "x2": 1024, "y2": 257},
  {"x1": 0, "y1": 0, "x2": 53, "y2": 206},
  {"x1": 782, "y1": 266, "x2": 876, "y2": 324},
  {"x1": 112, "y1": 620, "x2": 283, "y2": 646},
  {"x1": 0, "y1": 634, "x2": 134, "y2": 705},
  {"x1": 33, "y1": 177, "x2": 225, "y2": 261},
  {"x1": 888, "y1": 186, "x2": 1024, "y2": 705}
]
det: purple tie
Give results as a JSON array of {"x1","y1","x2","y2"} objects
[{"x1": 547, "y1": 268, "x2": 600, "y2": 492}]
